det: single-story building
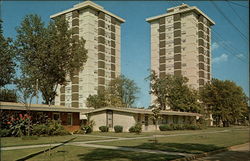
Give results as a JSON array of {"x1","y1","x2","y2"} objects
[
  {"x1": 84, "y1": 107, "x2": 202, "y2": 132},
  {"x1": 0, "y1": 102, "x2": 202, "y2": 132},
  {"x1": 0, "y1": 102, "x2": 91, "y2": 132}
]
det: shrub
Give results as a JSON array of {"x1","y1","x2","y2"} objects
[
  {"x1": 114, "y1": 125, "x2": 123, "y2": 133},
  {"x1": 0, "y1": 129, "x2": 10, "y2": 137},
  {"x1": 186, "y1": 124, "x2": 203, "y2": 130},
  {"x1": 159, "y1": 124, "x2": 171, "y2": 131},
  {"x1": 82, "y1": 120, "x2": 95, "y2": 134},
  {"x1": 99, "y1": 126, "x2": 109, "y2": 132},
  {"x1": 159, "y1": 124, "x2": 204, "y2": 131},
  {"x1": 129, "y1": 126, "x2": 135, "y2": 133},
  {"x1": 32, "y1": 124, "x2": 49, "y2": 136},
  {"x1": 129, "y1": 123, "x2": 142, "y2": 134},
  {"x1": 32, "y1": 120, "x2": 70, "y2": 136},
  {"x1": 134, "y1": 123, "x2": 142, "y2": 134}
]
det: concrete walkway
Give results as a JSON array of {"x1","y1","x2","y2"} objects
[{"x1": 194, "y1": 142, "x2": 250, "y2": 161}]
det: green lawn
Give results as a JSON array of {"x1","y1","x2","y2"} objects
[
  {"x1": 1, "y1": 145, "x2": 181, "y2": 161},
  {"x1": 1, "y1": 126, "x2": 248, "y2": 161},
  {"x1": 89, "y1": 126, "x2": 237, "y2": 138},
  {"x1": 93, "y1": 127, "x2": 249, "y2": 154},
  {"x1": 1, "y1": 135, "x2": 112, "y2": 147}
]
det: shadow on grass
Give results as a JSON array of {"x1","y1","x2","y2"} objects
[
  {"x1": 133, "y1": 142, "x2": 224, "y2": 154},
  {"x1": 77, "y1": 148, "x2": 182, "y2": 161},
  {"x1": 16, "y1": 137, "x2": 77, "y2": 161},
  {"x1": 203, "y1": 150, "x2": 250, "y2": 161}
]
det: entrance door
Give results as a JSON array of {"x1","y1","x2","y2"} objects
[{"x1": 106, "y1": 110, "x2": 113, "y2": 128}]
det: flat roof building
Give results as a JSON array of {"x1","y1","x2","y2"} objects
[
  {"x1": 51, "y1": 1, "x2": 125, "y2": 108},
  {"x1": 146, "y1": 4, "x2": 215, "y2": 107}
]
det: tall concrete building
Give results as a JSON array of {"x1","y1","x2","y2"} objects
[
  {"x1": 146, "y1": 4, "x2": 215, "y2": 91},
  {"x1": 51, "y1": 1, "x2": 125, "y2": 108}
]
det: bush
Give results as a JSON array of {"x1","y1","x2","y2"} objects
[
  {"x1": 159, "y1": 124, "x2": 203, "y2": 131},
  {"x1": 159, "y1": 125, "x2": 171, "y2": 131},
  {"x1": 129, "y1": 126, "x2": 135, "y2": 133},
  {"x1": 114, "y1": 125, "x2": 123, "y2": 133},
  {"x1": 0, "y1": 129, "x2": 10, "y2": 137},
  {"x1": 99, "y1": 126, "x2": 109, "y2": 132},
  {"x1": 82, "y1": 120, "x2": 95, "y2": 134},
  {"x1": 32, "y1": 124, "x2": 48, "y2": 136},
  {"x1": 32, "y1": 120, "x2": 70, "y2": 136},
  {"x1": 129, "y1": 123, "x2": 142, "y2": 134},
  {"x1": 185, "y1": 124, "x2": 203, "y2": 130}
]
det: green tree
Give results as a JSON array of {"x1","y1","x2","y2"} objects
[
  {"x1": 0, "y1": 20, "x2": 16, "y2": 88},
  {"x1": 86, "y1": 75, "x2": 139, "y2": 108},
  {"x1": 149, "y1": 105, "x2": 162, "y2": 130},
  {"x1": 106, "y1": 75, "x2": 139, "y2": 107},
  {"x1": 200, "y1": 79, "x2": 248, "y2": 127},
  {"x1": 168, "y1": 76, "x2": 202, "y2": 113},
  {"x1": 86, "y1": 92, "x2": 107, "y2": 109},
  {"x1": 15, "y1": 14, "x2": 87, "y2": 105},
  {"x1": 147, "y1": 71, "x2": 202, "y2": 112}
]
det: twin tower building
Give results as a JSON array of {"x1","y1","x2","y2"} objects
[{"x1": 51, "y1": 1, "x2": 215, "y2": 109}]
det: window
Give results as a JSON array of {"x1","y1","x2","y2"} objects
[
  {"x1": 53, "y1": 113, "x2": 60, "y2": 120},
  {"x1": 67, "y1": 113, "x2": 73, "y2": 125},
  {"x1": 162, "y1": 116, "x2": 168, "y2": 124},
  {"x1": 173, "y1": 116, "x2": 178, "y2": 124}
]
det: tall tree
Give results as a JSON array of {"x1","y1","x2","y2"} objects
[
  {"x1": 106, "y1": 75, "x2": 139, "y2": 107},
  {"x1": 147, "y1": 71, "x2": 169, "y2": 110},
  {"x1": 200, "y1": 79, "x2": 248, "y2": 127},
  {"x1": 86, "y1": 92, "x2": 107, "y2": 109},
  {"x1": 147, "y1": 71, "x2": 202, "y2": 112},
  {"x1": 0, "y1": 20, "x2": 16, "y2": 88},
  {"x1": 86, "y1": 75, "x2": 139, "y2": 108},
  {"x1": 15, "y1": 14, "x2": 88, "y2": 105}
]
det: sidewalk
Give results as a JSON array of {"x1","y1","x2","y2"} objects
[{"x1": 193, "y1": 142, "x2": 250, "y2": 161}]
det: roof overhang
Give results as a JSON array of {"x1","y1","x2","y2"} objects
[
  {"x1": 146, "y1": 6, "x2": 215, "y2": 25},
  {"x1": 0, "y1": 102, "x2": 92, "y2": 113},
  {"x1": 83, "y1": 107, "x2": 202, "y2": 117},
  {"x1": 50, "y1": 1, "x2": 125, "y2": 23}
]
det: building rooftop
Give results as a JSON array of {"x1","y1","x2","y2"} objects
[
  {"x1": 50, "y1": 1, "x2": 125, "y2": 23},
  {"x1": 146, "y1": 3, "x2": 215, "y2": 25},
  {"x1": 0, "y1": 102, "x2": 92, "y2": 113},
  {"x1": 0, "y1": 102, "x2": 202, "y2": 117},
  {"x1": 83, "y1": 107, "x2": 202, "y2": 117}
]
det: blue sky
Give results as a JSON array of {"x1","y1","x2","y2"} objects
[{"x1": 1, "y1": 1, "x2": 249, "y2": 107}]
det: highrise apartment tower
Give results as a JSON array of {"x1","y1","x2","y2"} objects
[
  {"x1": 51, "y1": 1, "x2": 125, "y2": 108},
  {"x1": 146, "y1": 4, "x2": 215, "y2": 91}
]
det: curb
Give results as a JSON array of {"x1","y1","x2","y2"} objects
[{"x1": 171, "y1": 148, "x2": 229, "y2": 161}]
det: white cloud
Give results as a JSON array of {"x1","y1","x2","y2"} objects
[
  {"x1": 213, "y1": 54, "x2": 228, "y2": 63},
  {"x1": 211, "y1": 42, "x2": 219, "y2": 51},
  {"x1": 236, "y1": 54, "x2": 244, "y2": 58}
]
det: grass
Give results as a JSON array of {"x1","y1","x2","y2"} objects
[
  {"x1": 1, "y1": 145, "x2": 181, "y2": 161},
  {"x1": 0, "y1": 135, "x2": 112, "y2": 147},
  {"x1": 93, "y1": 127, "x2": 249, "y2": 154},
  {"x1": 89, "y1": 126, "x2": 236, "y2": 138},
  {"x1": 1, "y1": 126, "x2": 248, "y2": 161}
]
